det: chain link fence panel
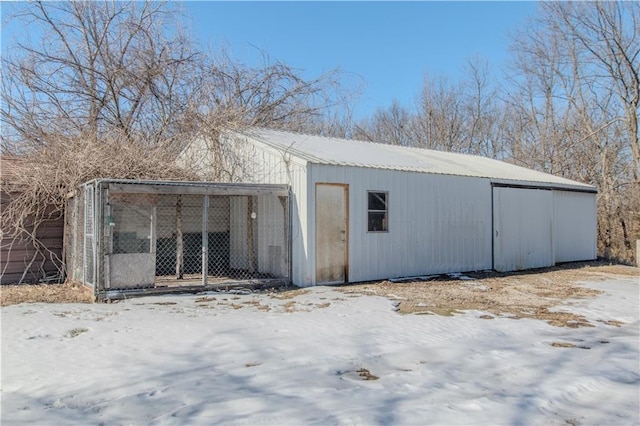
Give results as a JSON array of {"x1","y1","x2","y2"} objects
[{"x1": 67, "y1": 180, "x2": 290, "y2": 295}]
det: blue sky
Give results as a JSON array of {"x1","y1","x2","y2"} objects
[
  {"x1": 186, "y1": 1, "x2": 539, "y2": 119},
  {"x1": 1, "y1": 1, "x2": 539, "y2": 120}
]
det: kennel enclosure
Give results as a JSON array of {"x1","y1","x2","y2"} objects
[{"x1": 66, "y1": 179, "x2": 290, "y2": 300}]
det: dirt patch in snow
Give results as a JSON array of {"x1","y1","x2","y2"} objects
[
  {"x1": 339, "y1": 262, "x2": 638, "y2": 327},
  {"x1": 2, "y1": 262, "x2": 635, "y2": 325},
  {"x1": 269, "y1": 288, "x2": 311, "y2": 300}
]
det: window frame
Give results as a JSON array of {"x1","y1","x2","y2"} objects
[{"x1": 367, "y1": 191, "x2": 389, "y2": 233}]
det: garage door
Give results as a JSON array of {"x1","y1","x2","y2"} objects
[
  {"x1": 493, "y1": 187, "x2": 554, "y2": 272},
  {"x1": 553, "y1": 191, "x2": 597, "y2": 263}
]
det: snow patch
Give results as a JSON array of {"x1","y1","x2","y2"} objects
[{"x1": 2, "y1": 277, "x2": 638, "y2": 425}]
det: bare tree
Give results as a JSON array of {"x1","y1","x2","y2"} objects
[
  {"x1": 547, "y1": 2, "x2": 640, "y2": 261},
  {"x1": 461, "y1": 57, "x2": 503, "y2": 158},
  {"x1": 506, "y1": 1, "x2": 639, "y2": 262},
  {"x1": 179, "y1": 48, "x2": 356, "y2": 181},
  {"x1": 352, "y1": 100, "x2": 417, "y2": 146},
  {"x1": 0, "y1": 131, "x2": 197, "y2": 282},
  {"x1": 505, "y1": 16, "x2": 587, "y2": 177},
  {"x1": 1, "y1": 1, "x2": 358, "y2": 282},
  {"x1": 343, "y1": 1, "x2": 638, "y2": 262},
  {"x1": 354, "y1": 59, "x2": 504, "y2": 157},
  {"x1": 2, "y1": 0, "x2": 198, "y2": 152},
  {"x1": 416, "y1": 74, "x2": 465, "y2": 151},
  {"x1": 544, "y1": 1, "x2": 640, "y2": 179},
  {"x1": 1, "y1": 1, "x2": 200, "y2": 283}
]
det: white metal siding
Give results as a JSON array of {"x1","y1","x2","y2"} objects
[
  {"x1": 256, "y1": 195, "x2": 287, "y2": 277},
  {"x1": 224, "y1": 132, "x2": 597, "y2": 286},
  {"x1": 176, "y1": 137, "x2": 215, "y2": 178},
  {"x1": 308, "y1": 164, "x2": 493, "y2": 283},
  {"x1": 493, "y1": 187, "x2": 554, "y2": 272},
  {"x1": 229, "y1": 197, "x2": 248, "y2": 269},
  {"x1": 226, "y1": 135, "x2": 310, "y2": 285},
  {"x1": 156, "y1": 196, "x2": 229, "y2": 238},
  {"x1": 553, "y1": 191, "x2": 597, "y2": 263}
]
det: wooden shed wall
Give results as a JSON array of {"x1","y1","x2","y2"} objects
[{"x1": 0, "y1": 192, "x2": 64, "y2": 284}]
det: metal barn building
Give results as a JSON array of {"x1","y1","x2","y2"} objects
[{"x1": 206, "y1": 128, "x2": 598, "y2": 287}]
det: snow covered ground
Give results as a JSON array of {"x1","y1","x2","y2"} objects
[{"x1": 2, "y1": 276, "x2": 638, "y2": 425}]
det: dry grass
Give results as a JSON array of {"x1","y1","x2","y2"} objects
[
  {"x1": 340, "y1": 262, "x2": 638, "y2": 327},
  {"x1": 269, "y1": 288, "x2": 310, "y2": 300},
  {"x1": 2, "y1": 262, "x2": 636, "y2": 326},
  {"x1": 1, "y1": 280, "x2": 94, "y2": 306}
]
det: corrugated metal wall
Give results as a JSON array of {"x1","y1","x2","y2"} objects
[
  {"x1": 231, "y1": 135, "x2": 310, "y2": 286},
  {"x1": 493, "y1": 187, "x2": 554, "y2": 272},
  {"x1": 228, "y1": 135, "x2": 599, "y2": 286},
  {"x1": 1, "y1": 192, "x2": 64, "y2": 284},
  {"x1": 229, "y1": 196, "x2": 249, "y2": 270},
  {"x1": 256, "y1": 195, "x2": 288, "y2": 277},
  {"x1": 229, "y1": 195, "x2": 286, "y2": 275},
  {"x1": 308, "y1": 165, "x2": 493, "y2": 284},
  {"x1": 553, "y1": 191, "x2": 597, "y2": 263},
  {"x1": 492, "y1": 187, "x2": 597, "y2": 271}
]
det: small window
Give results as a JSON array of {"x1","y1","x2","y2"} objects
[{"x1": 368, "y1": 191, "x2": 388, "y2": 232}]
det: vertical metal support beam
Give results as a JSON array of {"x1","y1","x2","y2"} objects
[
  {"x1": 104, "y1": 196, "x2": 111, "y2": 290},
  {"x1": 80, "y1": 188, "x2": 86, "y2": 285},
  {"x1": 175, "y1": 195, "x2": 184, "y2": 279},
  {"x1": 92, "y1": 183, "x2": 99, "y2": 294},
  {"x1": 150, "y1": 207, "x2": 157, "y2": 255},
  {"x1": 247, "y1": 196, "x2": 256, "y2": 274},
  {"x1": 490, "y1": 184, "x2": 495, "y2": 270},
  {"x1": 83, "y1": 186, "x2": 88, "y2": 286},
  {"x1": 202, "y1": 194, "x2": 209, "y2": 286},
  {"x1": 68, "y1": 197, "x2": 73, "y2": 281},
  {"x1": 279, "y1": 194, "x2": 291, "y2": 281},
  {"x1": 84, "y1": 183, "x2": 95, "y2": 287},
  {"x1": 287, "y1": 191, "x2": 292, "y2": 283}
]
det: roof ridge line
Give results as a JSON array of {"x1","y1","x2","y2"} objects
[{"x1": 243, "y1": 126, "x2": 503, "y2": 161}]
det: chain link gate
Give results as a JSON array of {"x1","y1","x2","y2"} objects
[
  {"x1": 155, "y1": 194, "x2": 206, "y2": 285},
  {"x1": 154, "y1": 193, "x2": 289, "y2": 286},
  {"x1": 83, "y1": 184, "x2": 95, "y2": 287}
]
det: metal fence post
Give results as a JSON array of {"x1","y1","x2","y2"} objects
[{"x1": 202, "y1": 194, "x2": 209, "y2": 286}]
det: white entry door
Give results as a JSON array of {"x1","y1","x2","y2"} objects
[
  {"x1": 315, "y1": 184, "x2": 348, "y2": 284},
  {"x1": 493, "y1": 187, "x2": 554, "y2": 272}
]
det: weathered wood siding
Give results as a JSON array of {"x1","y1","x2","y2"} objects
[{"x1": 1, "y1": 192, "x2": 64, "y2": 284}]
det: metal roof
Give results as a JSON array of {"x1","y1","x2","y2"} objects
[{"x1": 234, "y1": 128, "x2": 596, "y2": 191}]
